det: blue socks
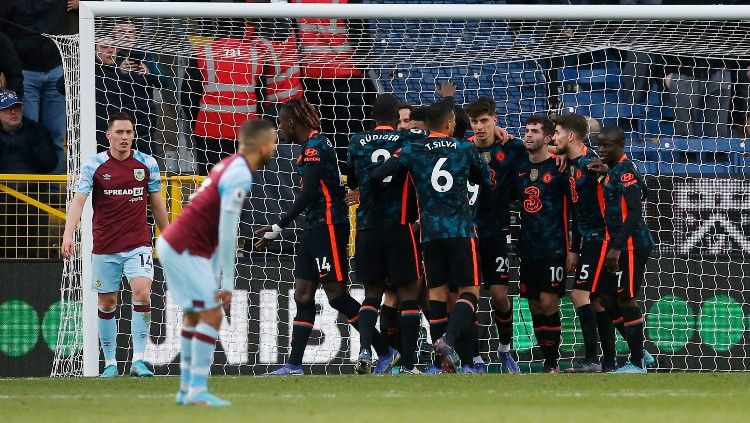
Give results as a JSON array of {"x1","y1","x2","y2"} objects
[
  {"x1": 189, "y1": 323, "x2": 218, "y2": 396},
  {"x1": 98, "y1": 307, "x2": 117, "y2": 366},
  {"x1": 131, "y1": 302, "x2": 151, "y2": 362}
]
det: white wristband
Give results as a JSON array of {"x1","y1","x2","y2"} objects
[{"x1": 263, "y1": 224, "x2": 283, "y2": 240}]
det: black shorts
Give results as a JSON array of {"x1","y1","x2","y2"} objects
[
  {"x1": 422, "y1": 237, "x2": 480, "y2": 289},
  {"x1": 572, "y1": 240, "x2": 609, "y2": 293},
  {"x1": 478, "y1": 234, "x2": 510, "y2": 289},
  {"x1": 519, "y1": 256, "x2": 567, "y2": 300},
  {"x1": 599, "y1": 247, "x2": 651, "y2": 299},
  {"x1": 295, "y1": 223, "x2": 350, "y2": 284},
  {"x1": 354, "y1": 225, "x2": 421, "y2": 287}
]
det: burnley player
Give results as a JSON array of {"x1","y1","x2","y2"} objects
[
  {"x1": 465, "y1": 97, "x2": 525, "y2": 374},
  {"x1": 348, "y1": 94, "x2": 425, "y2": 374},
  {"x1": 553, "y1": 113, "x2": 615, "y2": 373},
  {"x1": 372, "y1": 101, "x2": 493, "y2": 373},
  {"x1": 256, "y1": 98, "x2": 397, "y2": 375},
  {"x1": 514, "y1": 115, "x2": 571, "y2": 373},
  {"x1": 592, "y1": 126, "x2": 655, "y2": 373},
  {"x1": 62, "y1": 112, "x2": 169, "y2": 378},
  {"x1": 157, "y1": 119, "x2": 277, "y2": 406}
]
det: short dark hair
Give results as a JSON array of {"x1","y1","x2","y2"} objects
[
  {"x1": 525, "y1": 114, "x2": 555, "y2": 137},
  {"x1": 107, "y1": 111, "x2": 135, "y2": 129},
  {"x1": 239, "y1": 118, "x2": 275, "y2": 146},
  {"x1": 453, "y1": 105, "x2": 470, "y2": 140},
  {"x1": 410, "y1": 106, "x2": 427, "y2": 122},
  {"x1": 398, "y1": 102, "x2": 412, "y2": 112},
  {"x1": 555, "y1": 113, "x2": 588, "y2": 140},
  {"x1": 425, "y1": 101, "x2": 455, "y2": 133},
  {"x1": 465, "y1": 97, "x2": 496, "y2": 119},
  {"x1": 598, "y1": 126, "x2": 626, "y2": 146},
  {"x1": 372, "y1": 94, "x2": 401, "y2": 124}
]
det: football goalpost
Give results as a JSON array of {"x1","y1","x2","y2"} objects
[{"x1": 53, "y1": 2, "x2": 750, "y2": 376}]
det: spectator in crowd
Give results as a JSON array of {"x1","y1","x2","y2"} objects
[
  {"x1": 664, "y1": 68, "x2": 732, "y2": 138},
  {"x1": 292, "y1": 0, "x2": 376, "y2": 163},
  {"x1": 0, "y1": 32, "x2": 23, "y2": 98},
  {"x1": 0, "y1": 90, "x2": 58, "y2": 174},
  {"x1": 181, "y1": 19, "x2": 302, "y2": 175},
  {"x1": 95, "y1": 42, "x2": 160, "y2": 154},
  {"x1": 0, "y1": 0, "x2": 77, "y2": 174}
]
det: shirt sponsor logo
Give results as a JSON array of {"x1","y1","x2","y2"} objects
[
  {"x1": 104, "y1": 187, "x2": 145, "y2": 197},
  {"x1": 134, "y1": 168, "x2": 146, "y2": 181}
]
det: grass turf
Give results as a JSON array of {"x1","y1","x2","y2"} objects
[{"x1": 1, "y1": 374, "x2": 748, "y2": 422}]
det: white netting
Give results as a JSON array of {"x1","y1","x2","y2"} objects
[{"x1": 52, "y1": 8, "x2": 750, "y2": 375}]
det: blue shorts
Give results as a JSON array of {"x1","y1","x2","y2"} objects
[
  {"x1": 155, "y1": 237, "x2": 219, "y2": 313},
  {"x1": 91, "y1": 246, "x2": 154, "y2": 293}
]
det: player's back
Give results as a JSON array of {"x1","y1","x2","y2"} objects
[
  {"x1": 399, "y1": 133, "x2": 489, "y2": 242},
  {"x1": 348, "y1": 126, "x2": 425, "y2": 230},
  {"x1": 162, "y1": 154, "x2": 252, "y2": 258}
]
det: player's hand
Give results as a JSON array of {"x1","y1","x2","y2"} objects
[
  {"x1": 436, "y1": 81, "x2": 457, "y2": 99},
  {"x1": 587, "y1": 158, "x2": 609, "y2": 175},
  {"x1": 254, "y1": 225, "x2": 281, "y2": 250},
  {"x1": 494, "y1": 126, "x2": 511, "y2": 143},
  {"x1": 411, "y1": 220, "x2": 421, "y2": 235},
  {"x1": 605, "y1": 249, "x2": 621, "y2": 273},
  {"x1": 216, "y1": 290, "x2": 232, "y2": 313},
  {"x1": 61, "y1": 235, "x2": 75, "y2": 259},
  {"x1": 555, "y1": 153, "x2": 568, "y2": 172},
  {"x1": 344, "y1": 189, "x2": 360, "y2": 206},
  {"x1": 565, "y1": 252, "x2": 579, "y2": 274}
]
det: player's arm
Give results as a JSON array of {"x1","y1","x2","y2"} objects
[
  {"x1": 344, "y1": 143, "x2": 360, "y2": 206},
  {"x1": 467, "y1": 145, "x2": 493, "y2": 209},
  {"x1": 148, "y1": 192, "x2": 169, "y2": 231},
  {"x1": 606, "y1": 175, "x2": 643, "y2": 272},
  {"x1": 370, "y1": 146, "x2": 408, "y2": 184},
  {"x1": 61, "y1": 192, "x2": 88, "y2": 259},
  {"x1": 216, "y1": 178, "x2": 250, "y2": 296},
  {"x1": 62, "y1": 159, "x2": 96, "y2": 259},
  {"x1": 566, "y1": 192, "x2": 580, "y2": 273},
  {"x1": 254, "y1": 164, "x2": 325, "y2": 249}
]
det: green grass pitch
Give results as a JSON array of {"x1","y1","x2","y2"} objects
[{"x1": 2, "y1": 374, "x2": 748, "y2": 422}]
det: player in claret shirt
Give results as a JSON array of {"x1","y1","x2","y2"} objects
[
  {"x1": 255, "y1": 98, "x2": 397, "y2": 375},
  {"x1": 371, "y1": 100, "x2": 493, "y2": 373},
  {"x1": 62, "y1": 112, "x2": 169, "y2": 379},
  {"x1": 347, "y1": 94, "x2": 427, "y2": 374},
  {"x1": 592, "y1": 126, "x2": 655, "y2": 374},
  {"x1": 157, "y1": 119, "x2": 277, "y2": 407},
  {"x1": 513, "y1": 115, "x2": 572, "y2": 373}
]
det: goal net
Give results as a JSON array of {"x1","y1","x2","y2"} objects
[{"x1": 52, "y1": 2, "x2": 750, "y2": 376}]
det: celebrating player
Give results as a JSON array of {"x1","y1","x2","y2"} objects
[
  {"x1": 465, "y1": 97, "x2": 525, "y2": 373},
  {"x1": 371, "y1": 100, "x2": 493, "y2": 373},
  {"x1": 62, "y1": 112, "x2": 169, "y2": 378},
  {"x1": 255, "y1": 98, "x2": 397, "y2": 375},
  {"x1": 553, "y1": 113, "x2": 616, "y2": 372},
  {"x1": 348, "y1": 94, "x2": 425, "y2": 374},
  {"x1": 157, "y1": 119, "x2": 277, "y2": 406},
  {"x1": 591, "y1": 126, "x2": 655, "y2": 373},
  {"x1": 514, "y1": 115, "x2": 571, "y2": 373},
  {"x1": 398, "y1": 102, "x2": 412, "y2": 129}
]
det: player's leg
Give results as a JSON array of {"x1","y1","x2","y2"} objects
[
  {"x1": 156, "y1": 237, "x2": 229, "y2": 406},
  {"x1": 538, "y1": 291, "x2": 562, "y2": 372},
  {"x1": 380, "y1": 289, "x2": 401, "y2": 351},
  {"x1": 124, "y1": 246, "x2": 156, "y2": 377},
  {"x1": 592, "y1": 295, "x2": 617, "y2": 372},
  {"x1": 612, "y1": 248, "x2": 650, "y2": 373},
  {"x1": 268, "y1": 230, "x2": 318, "y2": 375},
  {"x1": 385, "y1": 225, "x2": 422, "y2": 374},
  {"x1": 433, "y1": 238, "x2": 481, "y2": 373},
  {"x1": 481, "y1": 235, "x2": 518, "y2": 373},
  {"x1": 353, "y1": 228, "x2": 388, "y2": 373},
  {"x1": 92, "y1": 252, "x2": 125, "y2": 378}
]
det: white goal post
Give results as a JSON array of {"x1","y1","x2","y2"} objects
[{"x1": 55, "y1": 2, "x2": 750, "y2": 376}]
